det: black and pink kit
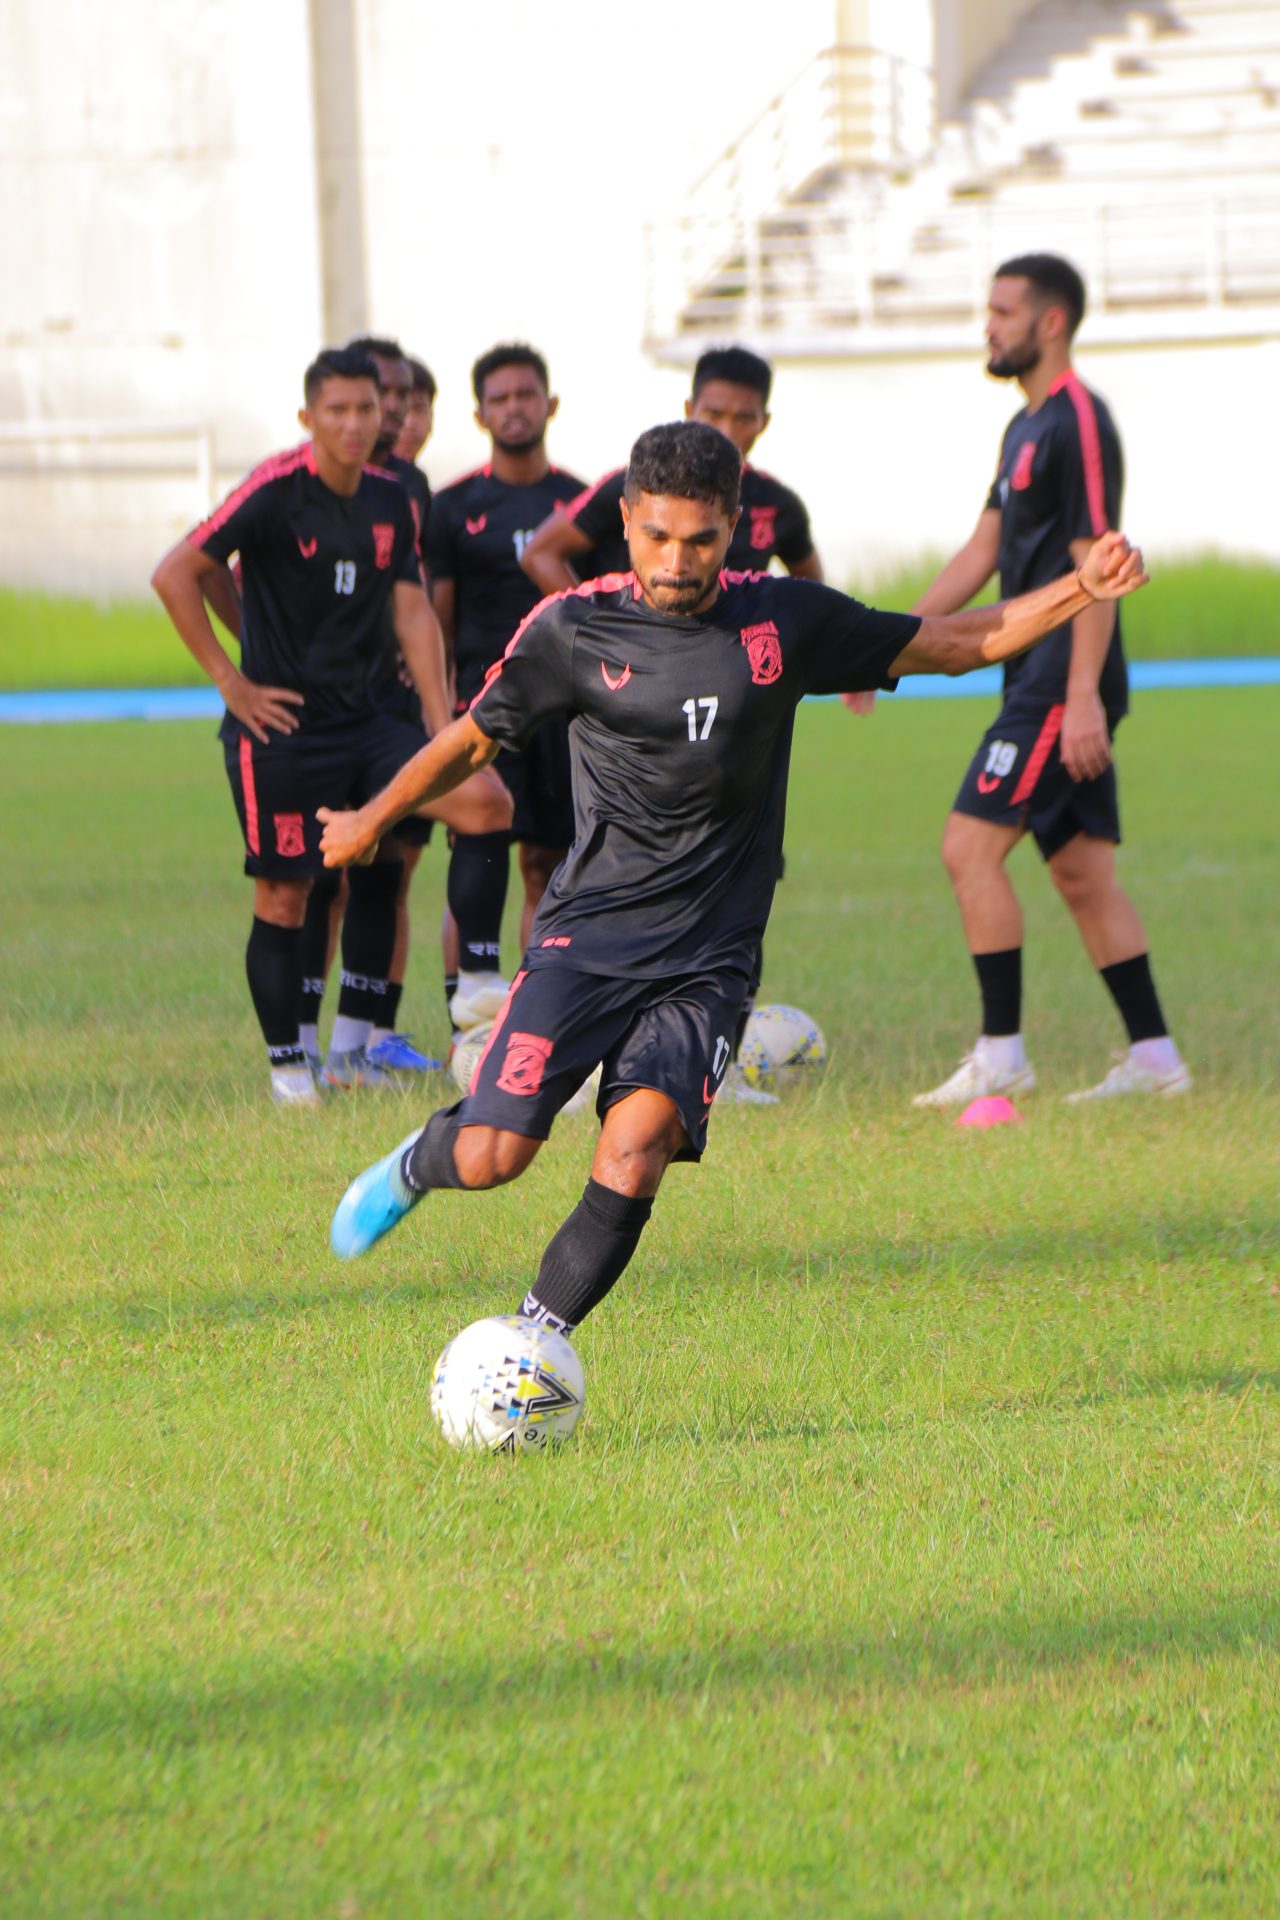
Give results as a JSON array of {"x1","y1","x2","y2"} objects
[{"x1": 456, "y1": 570, "x2": 918, "y2": 1152}]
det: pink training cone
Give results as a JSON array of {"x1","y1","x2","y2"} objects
[{"x1": 957, "y1": 1095, "x2": 1023, "y2": 1128}]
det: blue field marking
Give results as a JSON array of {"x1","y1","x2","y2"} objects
[{"x1": 2, "y1": 658, "x2": 1280, "y2": 724}]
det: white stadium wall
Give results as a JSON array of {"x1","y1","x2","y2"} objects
[{"x1": 1, "y1": 0, "x2": 1276, "y2": 603}]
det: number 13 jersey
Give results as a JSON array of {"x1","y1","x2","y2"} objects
[{"x1": 470, "y1": 570, "x2": 920, "y2": 979}]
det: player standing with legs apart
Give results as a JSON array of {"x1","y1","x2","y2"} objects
[
  {"x1": 320, "y1": 421, "x2": 1148, "y2": 1329},
  {"x1": 521, "y1": 343, "x2": 845, "y2": 1104},
  {"x1": 424, "y1": 344, "x2": 588, "y2": 1040},
  {"x1": 150, "y1": 346, "x2": 511, "y2": 1106},
  {"x1": 911, "y1": 255, "x2": 1190, "y2": 1108}
]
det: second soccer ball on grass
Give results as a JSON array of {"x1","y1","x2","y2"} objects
[{"x1": 737, "y1": 1003, "x2": 828, "y2": 1094}]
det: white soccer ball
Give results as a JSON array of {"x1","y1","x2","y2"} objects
[
  {"x1": 450, "y1": 1022, "x2": 493, "y2": 1095},
  {"x1": 430, "y1": 1315, "x2": 586, "y2": 1454},
  {"x1": 737, "y1": 1002, "x2": 827, "y2": 1093}
]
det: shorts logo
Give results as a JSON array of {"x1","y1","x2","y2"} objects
[
  {"x1": 297, "y1": 535, "x2": 317, "y2": 559},
  {"x1": 372, "y1": 523, "x2": 395, "y2": 569},
  {"x1": 1010, "y1": 442, "x2": 1036, "y2": 492},
  {"x1": 748, "y1": 505, "x2": 778, "y2": 551},
  {"x1": 465, "y1": 514, "x2": 487, "y2": 536},
  {"x1": 600, "y1": 659, "x2": 632, "y2": 692},
  {"x1": 976, "y1": 773, "x2": 1002, "y2": 794},
  {"x1": 273, "y1": 812, "x2": 306, "y2": 857},
  {"x1": 741, "y1": 619, "x2": 783, "y2": 686},
  {"x1": 495, "y1": 1030, "x2": 553, "y2": 1096}
]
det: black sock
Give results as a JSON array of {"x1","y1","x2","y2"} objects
[
  {"x1": 299, "y1": 873, "x2": 340, "y2": 1027},
  {"x1": 443, "y1": 972, "x2": 459, "y2": 1023},
  {"x1": 338, "y1": 860, "x2": 401, "y2": 1021},
  {"x1": 379, "y1": 981, "x2": 403, "y2": 1030},
  {"x1": 448, "y1": 831, "x2": 509, "y2": 973},
  {"x1": 246, "y1": 917, "x2": 304, "y2": 1061},
  {"x1": 973, "y1": 947, "x2": 1022, "y2": 1036},
  {"x1": 519, "y1": 1179, "x2": 655, "y2": 1332},
  {"x1": 402, "y1": 1103, "x2": 469, "y2": 1193},
  {"x1": 1100, "y1": 952, "x2": 1168, "y2": 1043}
]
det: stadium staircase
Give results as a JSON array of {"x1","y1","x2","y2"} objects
[{"x1": 644, "y1": 0, "x2": 1280, "y2": 355}]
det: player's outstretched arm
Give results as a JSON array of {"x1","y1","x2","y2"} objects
[
  {"x1": 888, "y1": 531, "x2": 1147, "y2": 679},
  {"x1": 318, "y1": 714, "x2": 501, "y2": 867},
  {"x1": 520, "y1": 512, "x2": 590, "y2": 596},
  {"x1": 150, "y1": 539, "x2": 303, "y2": 742}
]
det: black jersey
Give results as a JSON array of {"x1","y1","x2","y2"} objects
[
  {"x1": 191, "y1": 443, "x2": 421, "y2": 736},
  {"x1": 424, "y1": 464, "x2": 587, "y2": 705},
  {"x1": 985, "y1": 371, "x2": 1128, "y2": 718},
  {"x1": 470, "y1": 570, "x2": 918, "y2": 979},
  {"x1": 564, "y1": 463, "x2": 817, "y2": 579},
  {"x1": 371, "y1": 451, "x2": 431, "y2": 714},
  {"x1": 383, "y1": 451, "x2": 431, "y2": 555}
]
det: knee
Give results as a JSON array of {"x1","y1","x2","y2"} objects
[
  {"x1": 1050, "y1": 853, "x2": 1106, "y2": 913},
  {"x1": 255, "y1": 878, "x2": 311, "y2": 928},
  {"x1": 470, "y1": 775, "x2": 515, "y2": 834},
  {"x1": 940, "y1": 818, "x2": 975, "y2": 888}
]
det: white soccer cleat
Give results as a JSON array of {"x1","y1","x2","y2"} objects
[
  {"x1": 912, "y1": 1044, "x2": 1036, "y2": 1111},
  {"x1": 718, "y1": 1064, "x2": 781, "y2": 1107},
  {"x1": 449, "y1": 970, "x2": 511, "y2": 1032},
  {"x1": 1063, "y1": 1053, "x2": 1192, "y2": 1104},
  {"x1": 270, "y1": 1062, "x2": 320, "y2": 1107}
]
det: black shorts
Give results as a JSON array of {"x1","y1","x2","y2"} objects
[
  {"x1": 952, "y1": 703, "x2": 1122, "y2": 861},
  {"x1": 223, "y1": 711, "x2": 431, "y2": 878},
  {"x1": 497, "y1": 717, "x2": 574, "y2": 849},
  {"x1": 458, "y1": 955, "x2": 750, "y2": 1160}
]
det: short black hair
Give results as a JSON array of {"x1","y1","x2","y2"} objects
[
  {"x1": 472, "y1": 342, "x2": 550, "y2": 403},
  {"x1": 405, "y1": 356, "x2": 437, "y2": 400},
  {"x1": 624, "y1": 421, "x2": 742, "y2": 517},
  {"x1": 304, "y1": 346, "x2": 380, "y2": 404},
  {"x1": 346, "y1": 333, "x2": 407, "y2": 366},
  {"x1": 691, "y1": 345, "x2": 773, "y2": 406},
  {"x1": 994, "y1": 253, "x2": 1087, "y2": 337}
]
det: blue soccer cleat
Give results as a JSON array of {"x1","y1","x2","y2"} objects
[
  {"x1": 366, "y1": 1032, "x2": 443, "y2": 1073},
  {"x1": 330, "y1": 1129, "x2": 425, "y2": 1258}
]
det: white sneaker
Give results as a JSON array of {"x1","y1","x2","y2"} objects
[
  {"x1": 270, "y1": 1063, "x2": 320, "y2": 1107},
  {"x1": 718, "y1": 1064, "x2": 780, "y2": 1107},
  {"x1": 449, "y1": 970, "x2": 510, "y2": 1031},
  {"x1": 913, "y1": 1044, "x2": 1036, "y2": 1110},
  {"x1": 1064, "y1": 1053, "x2": 1192, "y2": 1104}
]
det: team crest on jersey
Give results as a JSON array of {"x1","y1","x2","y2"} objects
[
  {"x1": 1010, "y1": 441, "x2": 1037, "y2": 491},
  {"x1": 749, "y1": 505, "x2": 778, "y2": 551},
  {"x1": 741, "y1": 619, "x2": 783, "y2": 686},
  {"x1": 372, "y1": 523, "x2": 395, "y2": 569},
  {"x1": 273, "y1": 812, "x2": 306, "y2": 858},
  {"x1": 495, "y1": 1030, "x2": 553, "y2": 1096}
]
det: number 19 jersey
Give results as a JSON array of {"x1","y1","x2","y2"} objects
[{"x1": 470, "y1": 571, "x2": 919, "y2": 979}]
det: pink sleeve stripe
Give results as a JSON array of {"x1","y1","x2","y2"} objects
[
  {"x1": 189, "y1": 443, "x2": 313, "y2": 547},
  {"x1": 1057, "y1": 372, "x2": 1108, "y2": 536},
  {"x1": 564, "y1": 468, "x2": 626, "y2": 525},
  {"x1": 468, "y1": 573, "x2": 636, "y2": 714}
]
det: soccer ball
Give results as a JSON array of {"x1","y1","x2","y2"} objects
[
  {"x1": 450, "y1": 1021, "x2": 493, "y2": 1094},
  {"x1": 737, "y1": 1002, "x2": 827, "y2": 1093},
  {"x1": 430, "y1": 1315, "x2": 586, "y2": 1454}
]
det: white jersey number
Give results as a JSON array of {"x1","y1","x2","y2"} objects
[
  {"x1": 682, "y1": 696, "x2": 718, "y2": 741},
  {"x1": 334, "y1": 560, "x2": 357, "y2": 595}
]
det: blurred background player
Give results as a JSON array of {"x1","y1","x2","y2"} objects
[
  {"x1": 911, "y1": 254, "x2": 1189, "y2": 1108},
  {"x1": 424, "y1": 342, "x2": 588, "y2": 1039},
  {"x1": 396, "y1": 357, "x2": 436, "y2": 467},
  {"x1": 150, "y1": 346, "x2": 510, "y2": 1105}
]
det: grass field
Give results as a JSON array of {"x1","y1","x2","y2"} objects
[
  {"x1": 3, "y1": 552, "x2": 1279, "y2": 689},
  {"x1": 3, "y1": 690, "x2": 1278, "y2": 1917}
]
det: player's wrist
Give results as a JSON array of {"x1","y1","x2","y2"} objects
[{"x1": 1075, "y1": 567, "x2": 1099, "y2": 603}]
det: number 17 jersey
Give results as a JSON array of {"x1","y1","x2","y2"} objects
[{"x1": 470, "y1": 571, "x2": 919, "y2": 980}]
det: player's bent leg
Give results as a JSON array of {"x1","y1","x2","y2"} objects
[
  {"x1": 916, "y1": 815, "x2": 1036, "y2": 1109},
  {"x1": 419, "y1": 766, "x2": 513, "y2": 836},
  {"x1": 366, "y1": 840, "x2": 442, "y2": 1073},
  {"x1": 1047, "y1": 833, "x2": 1144, "y2": 968},
  {"x1": 247, "y1": 877, "x2": 317, "y2": 1106},
  {"x1": 519, "y1": 1090, "x2": 683, "y2": 1334},
  {"x1": 331, "y1": 1108, "x2": 544, "y2": 1259}
]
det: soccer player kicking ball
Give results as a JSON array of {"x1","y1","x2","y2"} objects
[
  {"x1": 912, "y1": 254, "x2": 1190, "y2": 1108},
  {"x1": 151, "y1": 345, "x2": 511, "y2": 1107},
  {"x1": 322, "y1": 421, "x2": 1146, "y2": 1333}
]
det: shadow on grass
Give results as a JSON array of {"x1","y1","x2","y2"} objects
[
  {"x1": 6, "y1": 1591, "x2": 1277, "y2": 1761},
  {"x1": 4, "y1": 1201, "x2": 1274, "y2": 1345}
]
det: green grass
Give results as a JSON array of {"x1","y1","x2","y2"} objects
[
  {"x1": 3, "y1": 553, "x2": 1278, "y2": 690},
  {"x1": 3, "y1": 693, "x2": 1279, "y2": 1916}
]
